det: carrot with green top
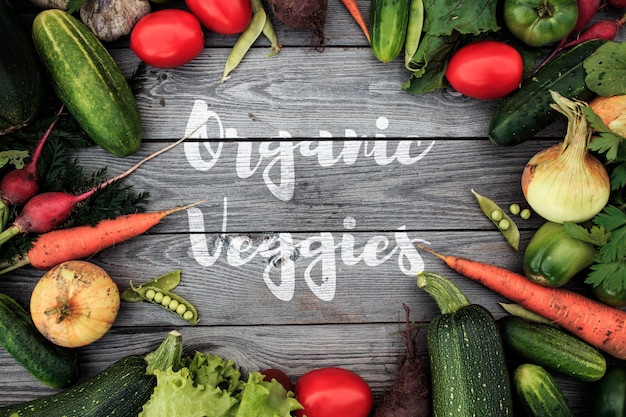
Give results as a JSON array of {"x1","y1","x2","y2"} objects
[
  {"x1": 418, "y1": 244, "x2": 626, "y2": 361},
  {"x1": 341, "y1": 0, "x2": 370, "y2": 42},
  {"x1": 0, "y1": 202, "x2": 203, "y2": 274}
]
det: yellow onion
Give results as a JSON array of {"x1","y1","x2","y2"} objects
[{"x1": 521, "y1": 91, "x2": 610, "y2": 224}]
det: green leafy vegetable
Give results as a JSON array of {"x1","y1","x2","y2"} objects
[
  {"x1": 139, "y1": 351, "x2": 302, "y2": 417},
  {"x1": 0, "y1": 150, "x2": 29, "y2": 170},
  {"x1": 584, "y1": 42, "x2": 626, "y2": 97},
  {"x1": 402, "y1": 0, "x2": 500, "y2": 94}
]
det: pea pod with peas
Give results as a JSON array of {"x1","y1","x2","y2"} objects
[
  {"x1": 471, "y1": 189, "x2": 523, "y2": 250},
  {"x1": 121, "y1": 270, "x2": 199, "y2": 324}
]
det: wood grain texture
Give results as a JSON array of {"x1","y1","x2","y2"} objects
[{"x1": 2, "y1": 1, "x2": 624, "y2": 416}]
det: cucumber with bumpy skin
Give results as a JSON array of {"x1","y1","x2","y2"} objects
[
  {"x1": 514, "y1": 363, "x2": 573, "y2": 417},
  {"x1": 0, "y1": 0, "x2": 45, "y2": 135},
  {"x1": 488, "y1": 40, "x2": 606, "y2": 147},
  {"x1": 370, "y1": 0, "x2": 410, "y2": 63},
  {"x1": 500, "y1": 315, "x2": 606, "y2": 382},
  {"x1": 31, "y1": 9, "x2": 142, "y2": 157},
  {"x1": 0, "y1": 293, "x2": 78, "y2": 389},
  {"x1": 0, "y1": 330, "x2": 183, "y2": 417}
]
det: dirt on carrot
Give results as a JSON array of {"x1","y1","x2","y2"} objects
[{"x1": 374, "y1": 304, "x2": 430, "y2": 417}]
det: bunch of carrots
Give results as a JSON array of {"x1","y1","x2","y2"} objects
[{"x1": 0, "y1": 109, "x2": 208, "y2": 274}]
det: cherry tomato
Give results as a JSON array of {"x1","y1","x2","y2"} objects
[
  {"x1": 445, "y1": 40, "x2": 524, "y2": 100},
  {"x1": 504, "y1": 0, "x2": 579, "y2": 47},
  {"x1": 260, "y1": 368, "x2": 294, "y2": 392},
  {"x1": 295, "y1": 367, "x2": 373, "y2": 417},
  {"x1": 185, "y1": 0, "x2": 252, "y2": 35},
  {"x1": 130, "y1": 10, "x2": 204, "y2": 69}
]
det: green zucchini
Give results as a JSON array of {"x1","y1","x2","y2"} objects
[
  {"x1": 0, "y1": 0, "x2": 45, "y2": 135},
  {"x1": 370, "y1": 0, "x2": 410, "y2": 63},
  {"x1": 488, "y1": 39, "x2": 607, "y2": 147},
  {"x1": 418, "y1": 271, "x2": 513, "y2": 417},
  {"x1": 514, "y1": 363, "x2": 573, "y2": 417},
  {"x1": 31, "y1": 9, "x2": 142, "y2": 157},
  {"x1": 0, "y1": 330, "x2": 183, "y2": 417},
  {"x1": 0, "y1": 293, "x2": 78, "y2": 389},
  {"x1": 524, "y1": 221, "x2": 597, "y2": 287},
  {"x1": 500, "y1": 315, "x2": 606, "y2": 381}
]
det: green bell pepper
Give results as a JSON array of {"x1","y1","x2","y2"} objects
[{"x1": 593, "y1": 366, "x2": 626, "y2": 417}]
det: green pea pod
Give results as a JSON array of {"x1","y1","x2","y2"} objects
[
  {"x1": 121, "y1": 270, "x2": 182, "y2": 302},
  {"x1": 404, "y1": 0, "x2": 424, "y2": 71},
  {"x1": 524, "y1": 221, "x2": 597, "y2": 287},
  {"x1": 221, "y1": 7, "x2": 267, "y2": 82},
  {"x1": 130, "y1": 283, "x2": 200, "y2": 324},
  {"x1": 593, "y1": 366, "x2": 626, "y2": 417},
  {"x1": 252, "y1": 0, "x2": 281, "y2": 56},
  {"x1": 471, "y1": 189, "x2": 520, "y2": 250}
]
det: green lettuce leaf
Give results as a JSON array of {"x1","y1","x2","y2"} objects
[
  {"x1": 139, "y1": 351, "x2": 301, "y2": 417},
  {"x1": 584, "y1": 42, "x2": 626, "y2": 96}
]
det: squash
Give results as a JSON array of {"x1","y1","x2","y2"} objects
[
  {"x1": 418, "y1": 271, "x2": 513, "y2": 416},
  {"x1": 0, "y1": 330, "x2": 183, "y2": 417},
  {"x1": 0, "y1": 0, "x2": 45, "y2": 135},
  {"x1": 30, "y1": 260, "x2": 120, "y2": 348}
]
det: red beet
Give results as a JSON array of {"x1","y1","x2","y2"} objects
[
  {"x1": 0, "y1": 107, "x2": 63, "y2": 206},
  {"x1": 571, "y1": 0, "x2": 603, "y2": 34},
  {"x1": 608, "y1": 0, "x2": 626, "y2": 9},
  {"x1": 267, "y1": 0, "x2": 328, "y2": 48}
]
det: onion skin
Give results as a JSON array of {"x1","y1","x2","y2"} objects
[
  {"x1": 589, "y1": 94, "x2": 626, "y2": 138},
  {"x1": 521, "y1": 91, "x2": 611, "y2": 224},
  {"x1": 30, "y1": 261, "x2": 120, "y2": 348}
]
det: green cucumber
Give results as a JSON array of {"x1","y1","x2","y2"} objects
[
  {"x1": 500, "y1": 315, "x2": 606, "y2": 382},
  {"x1": 0, "y1": 0, "x2": 45, "y2": 135},
  {"x1": 370, "y1": 0, "x2": 410, "y2": 63},
  {"x1": 418, "y1": 272, "x2": 513, "y2": 417},
  {"x1": 488, "y1": 39, "x2": 607, "y2": 147},
  {"x1": 0, "y1": 330, "x2": 183, "y2": 417},
  {"x1": 31, "y1": 9, "x2": 142, "y2": 157},
  {"x1": 514, "y1": 363, "x2": 573, "y2": 417},
  {"x1": 0, "y1": 293, "x2": 78, "y2": 389}
]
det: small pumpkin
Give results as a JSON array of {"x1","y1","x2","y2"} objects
[{"x1": 30, "y1": 260, "x2": 120, "y2": 348}]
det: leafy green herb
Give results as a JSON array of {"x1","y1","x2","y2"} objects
[
  {"x1": 0, "y1": 106, "x2": 149, "y2": 264},
  {"x1": 583, "y1": 42, "x2": 626, "y2": 97},
  {"x1": 67, "y1": 0, "x2": 87, "y2": 14},
  {"x1": 563, "y1": 221, "x2": 610, "y2": 247},
  {"x1": 578, "y1": 105, "x2": 626, "y2": 292}
]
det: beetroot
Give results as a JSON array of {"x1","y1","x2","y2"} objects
[
  {"x1": 267, "y1": 0, "x2": 328, "y2": 48},
  {"x1": 562, "y1": 13, "x2": 626, "y2": 48},
  {"x1": 373, "y1": 305, "x2": 430, "y2": 417}
]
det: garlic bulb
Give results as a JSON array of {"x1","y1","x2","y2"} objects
[
  {"x1": 521, "y1": 91, "x2": 610, "y2": 224},
  {"x1": 80, "y1": 0, "x2": 151, "y2": 42}
]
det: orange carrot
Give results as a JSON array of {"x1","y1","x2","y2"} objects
[
  {"x1": 418, "y1": 244, "x2": 626, "y2": 361},
  {"x1": 0, "y1": 202, "x2": 203, "y2": 274},
  {"x1": 340, "y1": 0, "x2": 370, "y2": 43}
]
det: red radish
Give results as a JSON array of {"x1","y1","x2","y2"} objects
[
  {"x1": 0, "y1": 118, "x2": 208, "y2": 246},
  {"x1": 418, "y1": 245, "x2": 626, "y2": 360},
  {"x1": 608, "y1": 0, "x2": 626, "y2": 8},
  {"x1": 0, "y1": 106, "x2": 63, "y2": 206},
  {"x1": 0, "y1": 202, "x2": 202, "y2": 274},
  {"x1": 571, "y1": 0, "x2": 603, "y2": 35},
  {"x1": 562, "y1": 13, "x2": 626, "y2": 48}
]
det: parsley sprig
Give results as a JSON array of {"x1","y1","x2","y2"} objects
[{"x1": 577, "y1": 107, "x2": 626, "y2": 291}]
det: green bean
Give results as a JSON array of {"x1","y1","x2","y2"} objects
[
  {"x1": 121, "y1": 270, "x2": 182, "y2": 302},
  {"x1": 471, "y1": 189, "x2": 521, "y2": 250},
  {"x1": 252, "y1": 0, "x2": 282, "y2": 56},
  {"x1": 129, "y1": 283, "x2": 199, "y2": 324},
  {"x1": 404, "y1": 0, "x2": 424, "y2": 71},
  {"x1": 221, "y1": 7, "x2": 267, "y2": 82}
]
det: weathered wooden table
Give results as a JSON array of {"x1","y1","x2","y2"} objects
[{"x1": 2, "y1": 1, "x2": 624, "y2": 415}]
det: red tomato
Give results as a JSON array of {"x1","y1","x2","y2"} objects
[
  {"x1": 185, "y1": 0, "x2": 252, "y2": 35},
  {"x1": 295, "y1": 368, "x2": 373, "y2": 417},
  {"x1": 130, "y1": 10, "x2": 204, "y2": 69},
  {"x1": 260, "y1": 368, "x2": 294, "y2": 392},
  {"x1": 445, "y1": 40, "x2": 523, "y2": 100}
]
